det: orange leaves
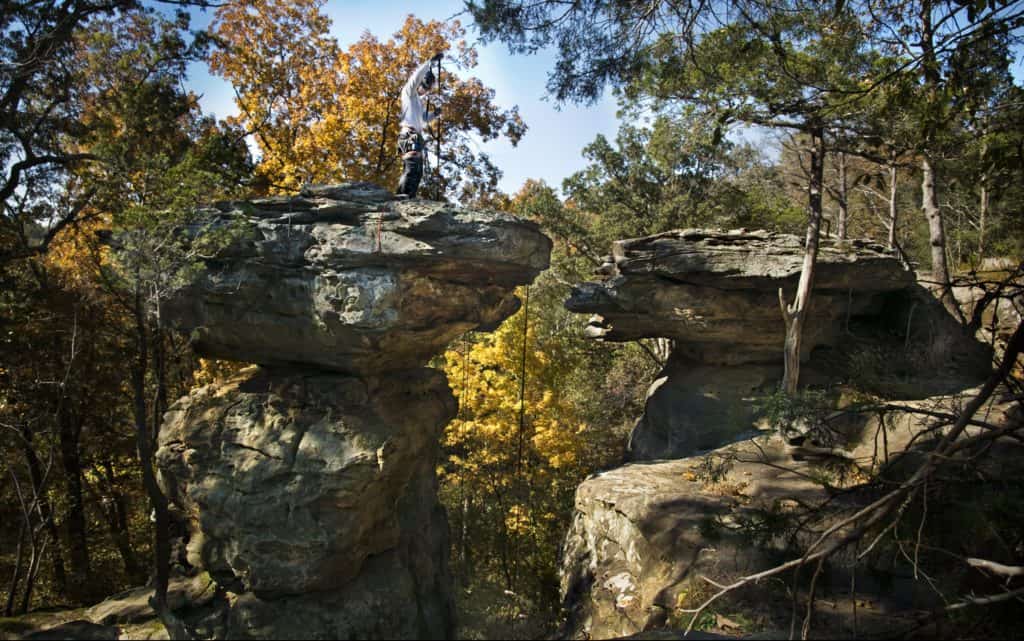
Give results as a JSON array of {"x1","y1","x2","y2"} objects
[{"x1": 211, "y1": 4, "x2": 524, "y2": 198}]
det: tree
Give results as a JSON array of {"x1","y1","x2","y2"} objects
[
  {"x1": 944, "y1": 17, "x2": 1023, "y2": 265},
  {"x1": 0, "y1": 0, "x2": 138, "y2": 266},
  {"x1": 0, "y1": 1, "x2": 223, "y2": 267},
  {"x1": 2, "y1": 3, "x2": 236, "y2": 614},
  {"x1": 562, "y1": 112, "x2": 802, "y2": 255},
  {"x1": 860, "y1": 0, "x2": 1024, "y2": 310},
  {"x1": 62, "y1": 7, "x2": 249, "y2": 634},
  {"x1": 438, "y1": 183, "x2": 639, "y2": 629},
  {"x1": 470, "y1": 0, "x2": 880, "y2": 394},
  {"x1": 211, "y1": 2, "x2": 525, "y2": 199}
]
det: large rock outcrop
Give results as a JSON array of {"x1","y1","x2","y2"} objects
[
  {"x1": 559, "y1": 228, "x2": 996, "y2": 639},
  {"x1": 167, "y1": 183, "x2": 550, "y2": 375},
  {"x1": 153, "y1": 184, "x2": 551, "y2": 639},
  {"x1": 566, "y1": 229, "x2": 922, "y2": 461},
  {"x1": 567, "y1": 229, "x2": 914, "y2": 364},
  {"x1": 558, "y1": 404, "x2": 965, "y2": 639}
]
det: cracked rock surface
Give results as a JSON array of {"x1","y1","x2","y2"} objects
[
  {"x1": 565, "y1": 228, "x2": 917, "y2": 461},
  {"x1": 566, "y1": 229, "x2": 913, "y2": 364},
  {"x1": 157, "y1": 367, "x2": 455, "y2": 639},
  {"x1": 165, "y1": 182, "x2": 551, "y2": 375},
  {"x1": 153, "y1": 184, "x2": 551, "y2": 639}
]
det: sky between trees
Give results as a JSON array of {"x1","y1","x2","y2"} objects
[{"x1": 178, "y1": 0, "x2": 622, "y2": 195}]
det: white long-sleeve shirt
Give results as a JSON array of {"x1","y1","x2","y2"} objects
[{"x1": 400, "y1": 59, "x2": 438, "y2": 133}]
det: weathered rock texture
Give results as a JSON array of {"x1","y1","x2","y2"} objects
[
  {"x1": 559, "y1": 229, "x2": 998, "y2": 638},
  {"x1": 154, "y1": 184, "x2": 550, "y2": 639},
  {"x1": 567, "y1": 229, "x2": 914, "y2": 364},
  {"x1": 560, "y1": 398, "x2": 1019, "y2": 639},
  {"x1": 167, "y1": 183, "x2": 551, "y2": 375},
  {"x1": 566, "y1": 229, "x2": 918, "y2": 460}
]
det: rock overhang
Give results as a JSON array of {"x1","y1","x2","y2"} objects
[
  {"x1": 163, "y1": 183, "x2": 553, "y2": 374},
  {"x1": 566, "y1": 228, "x2": 915, "y2": 364}
]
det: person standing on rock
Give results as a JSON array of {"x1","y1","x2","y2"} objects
[{"x1": 396, "y1": 52, "x2": 443, "y2": 199}]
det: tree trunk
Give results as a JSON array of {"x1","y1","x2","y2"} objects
[
  {"x1": 152, "y1": 303, "x2": 169, "y2": 454},
  {"x1": 460, "y1": 494, "x2": 472, "y2": 582},
  {"x1": 19, "y1": 426, "x2": 68, "y2": 598},
  {"x1": 978, "y1": 182, "x2": 987, "y2": 262},
  {"x1": 921, "y1": 154, "x2": 958, "y2": 316},
  {"x1": 977, "y1": 129, "x2": 989, "y2": 263},
  {"x1": 58, "y1": 405, "x2": 91, "y2": 601},
  {"x1": 780, "y1": 128, "x2": 825, "y2": 395},
  {"x1": 4, "y1": 518, "x2": 27, "y2": 616},
  {"x1": 131, "y1": 282, "x2": 190, "y2": 640},
  {"x1": 978, "y1": 184, "x2": 988, "y2": 263},
  {"x1": 837, "y1": 151, "x2": 848, "y2": 240},
  {"x1": 888, "y1": 159, "x2": 898, "y2": 250},
  {"x1": 19, "y1": 526, "x2": 44, "y2": 614},
  {"x1": 918, "y1": 0, "x2": 959, "y2": 319},
  {"x1": 87, "y1": 462, "x2": 145, "y2": 584}
]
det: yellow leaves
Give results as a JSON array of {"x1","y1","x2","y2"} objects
[
  {"x1": 212, "y1": 4, "x2": 522, "y2": 197},
  {"x1": 191, "y1": 359, "x2": 248, "y2": 387},
  {"x1": 440, "y1": 286, "x2": 594, "y2": 529},
  {"x1": 505, "y1": 504, "x2": 529, "y2": 534},
  {"x1": 43, "y1": 214, "x2": 112, "y2": 294}
]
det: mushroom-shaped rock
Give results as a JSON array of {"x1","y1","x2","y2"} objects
[
  {"x1": 566, "y1": 229, "x2": 920, "y2": 461},
  {"x1": 151, "y1": 185, "x2": 552, "y2": 639},
  {"x1": 164, "y1": 183, "x2": 552, "y2": 374}
]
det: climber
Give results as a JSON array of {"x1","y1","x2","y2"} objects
[{"x1": 396, "y1": 52, "x2": 443, "y2": 199}]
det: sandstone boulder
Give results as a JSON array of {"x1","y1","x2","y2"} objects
[
  {"x1": 560, "y1": 397, "x2": 1018, "y2": 639},
  {"x1": 152, "y1": 185, "x2": 551, "y2": 639},
  {"x1": 567, "y1": 229, "x2": 913, "y2": 364},
  {"x1": 165, "y1": 183, "x2": 551, "y2": 375},
  {"x1": 156, "y1": 366, "x2": 455, "y2": 638}
]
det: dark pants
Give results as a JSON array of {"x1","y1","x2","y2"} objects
[
  {"x1": 397, "y1": 154, "x2": 423, "y2": 197},
  {"x1": 396, "y1": 128, "x2": 424, "y2": 197}
]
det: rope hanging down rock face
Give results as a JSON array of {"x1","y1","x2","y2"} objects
[{"x1": 435, "y1": 56, "x2": 443, "y2": 200}]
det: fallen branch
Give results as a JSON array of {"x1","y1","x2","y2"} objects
[
  {"x1": 947, "y1": 586, "x2": 1024, "y2": 610},
  {"x1": 681, "y1": 321, "x2": 1024, "y2": 637},
  {"x1": 967, "y1": 558, "x2": 1024, "y2": 578}
]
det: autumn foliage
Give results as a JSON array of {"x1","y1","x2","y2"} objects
[{"x1": 211, "y1": 1, "x2": 525, "y2": 198}]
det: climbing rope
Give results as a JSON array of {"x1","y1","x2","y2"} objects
[{"x1": 435, "y1": 55, "x2": 443, "y2": 200}]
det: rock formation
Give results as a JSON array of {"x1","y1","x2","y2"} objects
[
  {"x1": 559, "y1": 228, "x2": 994, "y2": 638},
  {"x1": 153, "y1": 184, "x2": 551, "y2": 639},
  {"x1": 167, "y1": 182, "x2": 549, "y2": 375},
  {"x1": 559, "y1": 402, "x2": 1018, "y2": 639},
  {"x1": 566, "y1": 229, "x2": 916, "y2": 460},
  {"x1": 567, "y1": 229, "x2": 914, "y2": 364}
]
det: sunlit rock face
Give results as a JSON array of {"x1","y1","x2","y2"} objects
[
  {"x1": 567, "y1": 229, "x2": 913, "y2": 364},
  {"x1": 157, "y1": 367, "x2": 455, "y2": 639},
  {"x1": 165, "y1": 183, "x2": 551, "y2": 375},
  {"x1": 154, "y1": 184, "x2": 551, "y2": 640},
  {"x1": 565, "y1": 228, "x2": 915, "y2": 461}
]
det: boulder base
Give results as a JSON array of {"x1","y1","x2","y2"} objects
[{"x1": 156, "y1": 364, "x2": 455, "y2": 638}]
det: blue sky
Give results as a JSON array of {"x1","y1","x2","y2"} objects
[
  {"x1": 183, "y1": 0, "x2": 621, "y2": 196},
  {"x1": 181, "y1": 1, "x2": 1023, "y2": 196}
]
